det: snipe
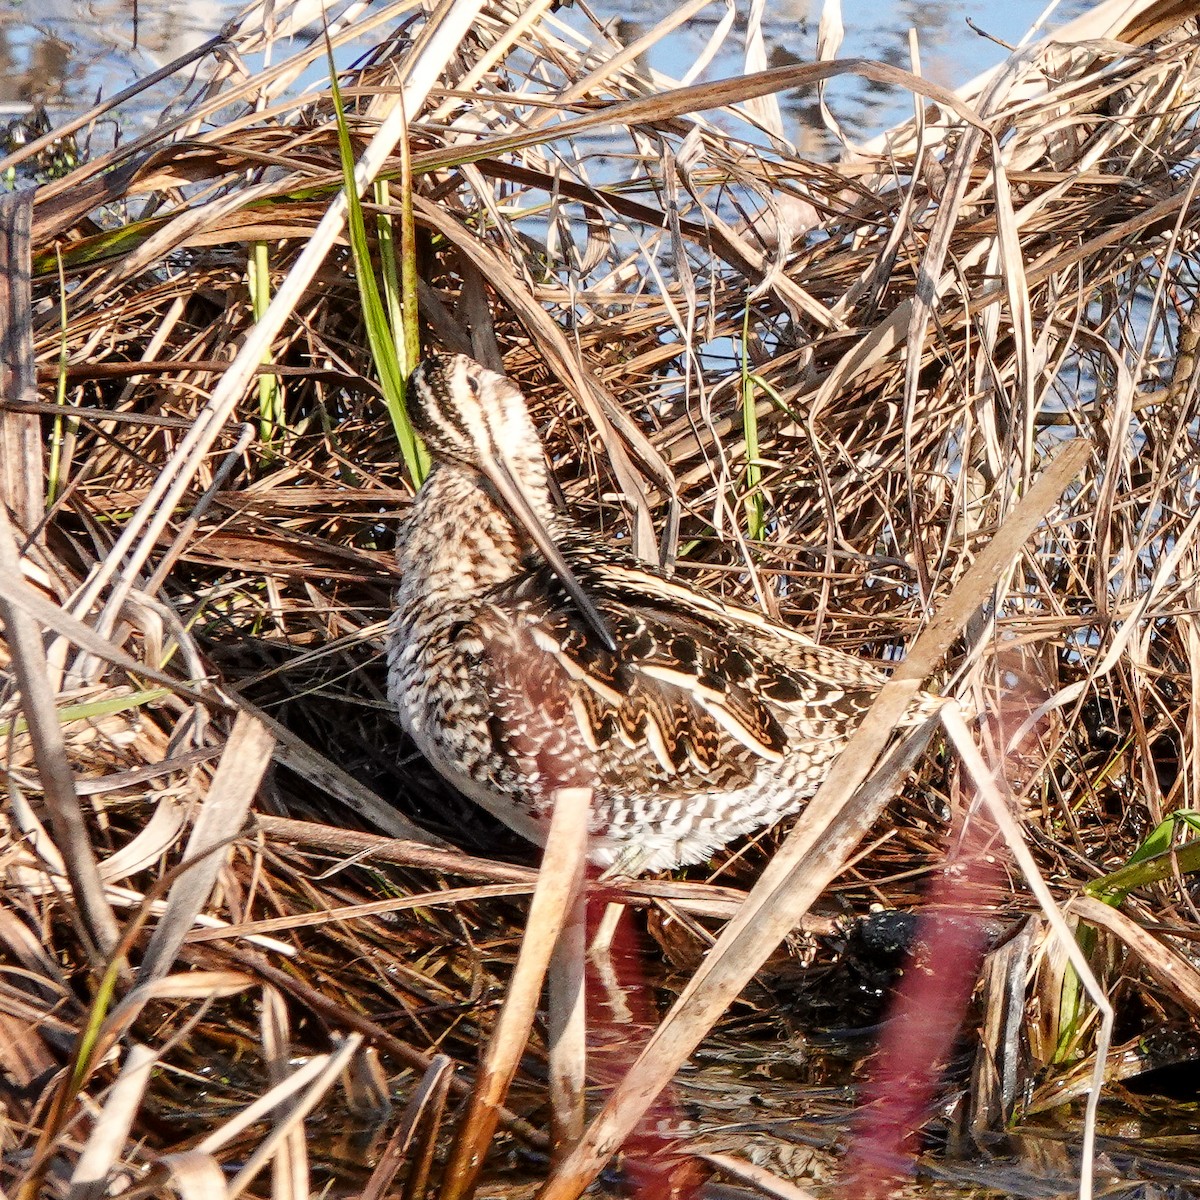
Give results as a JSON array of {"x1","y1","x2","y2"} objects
[{"x1": 387, "y1": 354, "x2": 935, "y2": 874}]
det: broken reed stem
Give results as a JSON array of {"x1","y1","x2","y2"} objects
[
  {"x1": 548, "y1": 873, "x2": 588, "y2": 1160},
  {"x1": 441, "y1": 786, "x2": 591, "y2": 1200}
]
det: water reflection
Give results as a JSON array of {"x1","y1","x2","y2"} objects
[
  {"x1": 0, "y1": 0, "x2": 1095, "y2": 152},
  {"x1": 0, "y1": 0, "x2": 233, "y2": 149},
  {"x1": 582, "y1": 0, "x2": 1093, "y2": 151},
  {"x1": 0, "y1": 29, "x2": 70, "y2": 110}
]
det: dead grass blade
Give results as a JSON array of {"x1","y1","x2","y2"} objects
[
  {"x1": 1070, "y1": 893, "x2": 1200, "y2": 1015},
  {"x1": 67, "y1": 1043, "x2": 158, "y2": 1200},
  {"x1": 143, "y1": 1151, "x2": 227, "y2": 1200},
  {"x1": 226, "y1": 1036, "x2": 363, "y2": 1200},
  {"x1": 262, "y1": 984, "x2": 309, "y2": 1200},
  {"x1": 0, "y1": 505, "x2": 119, "y2": 959},
  {"x1": 697, "y1": 1152, "x2": 823, "y2": 1200},
  {"x1": 183, "y1": 880, "x2": 536, "y2": 942},
  {"x1": 137, "y1": 711, "x2": 275, "y2": 983},
  {"x1": 362, "y1": 1054, "x2": 454, "y2": 1200},
  {"x1": 941, "y1": 704, "x2": 1113, "y2": 1200}
]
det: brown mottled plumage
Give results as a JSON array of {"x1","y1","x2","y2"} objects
[{"x1": 387, "y1": 354, "x2": 936, "y2": 874}]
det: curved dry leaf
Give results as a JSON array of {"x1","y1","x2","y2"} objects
[
  {"x1": 69, "y1": 1043, "x2": 159, "y2": 1198},
  {"x1": 155, "y1": 1151, "x2": 228, "y2": 1200},
  {"x1": 6, "y1": 797, "x2": 188, "y2": 894}
]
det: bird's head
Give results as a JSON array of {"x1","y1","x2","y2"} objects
[
  {"x1": 406, "y1": 353, "x2": 616, "y2": 651},
  {"x1": 408, "y1": 353, "x2": 542, "y2": 476}
]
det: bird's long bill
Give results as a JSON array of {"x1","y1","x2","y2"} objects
[{"x1": 482, "y1": 451, "x2": 618, "y2": 653}]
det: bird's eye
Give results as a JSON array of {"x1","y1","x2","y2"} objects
[{"x1": 466, "y1": 375, "x2": 481, "y2": 397}]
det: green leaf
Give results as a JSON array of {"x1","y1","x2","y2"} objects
[{"x1": 325, "y1": 34, "x2": 428, "y2": 486}]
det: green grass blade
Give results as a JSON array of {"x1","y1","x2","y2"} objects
[
  {"x1": 1085, "y1": 813, "x2": 1200, "y2": 905},
  {"x1": 0, "y1": 688, "x2": 173, "y2": 738},
  {"x1": 249, "y1": 240, "x2": 284, "y2": 448},
  {"x1": 739, "y1": 305, "x2": 765, "y2": 541},
  {"x1": 326, "y1": 37, "x2": 427, "y2": 485},
  {"x1": 374, "y1": 180, "x2": 405, "y2": 354},
  {"x1": 396, "y1": 104, "x2": 421, "y2": 377}
]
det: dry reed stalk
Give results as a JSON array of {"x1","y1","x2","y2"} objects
[
  {"x1": 0, "y1": 192, "x2": 40, "y2": 534},
  {"x1": 441, "y1": 785, "x2": 590, "y2": 1200},
  {"x1": 547, "y1": 872, "x2": 587, "y2": 1160}
]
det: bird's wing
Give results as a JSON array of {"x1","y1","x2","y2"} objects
[{"x1": 475, "y1": 559, "x2": 887, "y2": 793}]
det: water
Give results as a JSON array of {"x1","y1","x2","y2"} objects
[
  {"x1": 0, "y1": 0, "x2": 222, "y2": 121},
  {"x1": 1, "y1": 0, "x2": 1094, "y2": 156},
  {"x1": 580, "y1": 0, "x2": 1093, "y2": 147}
]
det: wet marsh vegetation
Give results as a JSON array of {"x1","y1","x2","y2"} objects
[{"x1": 4, "y1": 0, "x2": 1200, "y2": 1195}]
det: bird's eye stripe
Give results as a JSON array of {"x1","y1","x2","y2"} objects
[
  {"x1": 412, "y1": 360, "x2": 472, "y2": 443},
  {"x1": 427, "y1": 399, "x2": 467, "y2": 445}
]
